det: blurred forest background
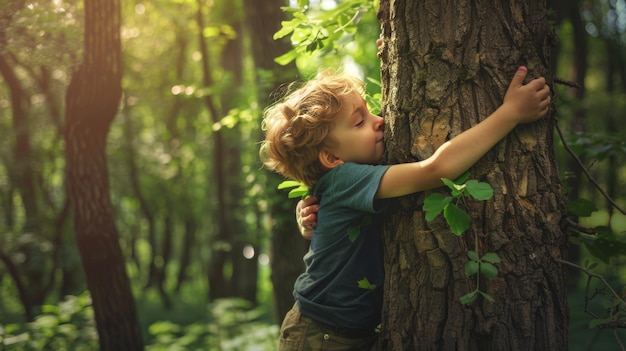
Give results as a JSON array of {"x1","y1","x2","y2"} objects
[{"x1": 0, "y1": 0, "x2": 625, "y2": 350}]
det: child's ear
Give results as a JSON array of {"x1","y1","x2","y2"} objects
[{"x1": 318, "y1": 149, "x2": 344, "y2": 170}]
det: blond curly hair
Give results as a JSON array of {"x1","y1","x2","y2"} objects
[{"x1": 260, "y1": 71, "x2": 365, "y2": 188}]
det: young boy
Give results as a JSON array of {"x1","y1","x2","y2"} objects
[{"x1": 260, "y1": 67, "x2": 550, "y2": 350}]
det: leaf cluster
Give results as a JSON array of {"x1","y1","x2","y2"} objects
[
  {"x1": 423, "y1": 172, "x2": 501, "y2": 304},
  {"x1": 273, "y1": 0, "x2": 377, "y2": 65}
]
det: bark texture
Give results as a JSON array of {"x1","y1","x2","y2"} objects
[
  {"x1": 377, "y1": 1, "x2": 569, "y2": 350},
  {"x1": 64, "y1": 0, "x2": 143, "y2": 349}
]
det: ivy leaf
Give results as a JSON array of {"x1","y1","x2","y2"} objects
[
  {"x1": 423, "y1": 193, "x2": 452, "y2": 221},
  {"x1": 465, "y1": 180, "x2": 493, "y2": 201},
  {"x1": 479, "y1": 262, "x2": 499, "y2": 280},
  {"x1": 443, "y1": 203, "x2": 471, "y2": 235},
  {"x1": 357, "y1": 277, "x2": 377, "y2": 290}
]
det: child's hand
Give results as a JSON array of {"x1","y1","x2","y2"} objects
[
  {"x1": 502, "y1": 66, "x2": 551, "y2": 124},
  {"x1": 296, "y1": 196, "x2": 319, "y2": 240}
]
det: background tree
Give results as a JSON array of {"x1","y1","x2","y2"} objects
[
  {"x1": 242, "y1": 0, "x2": 309, "y2": 323},
  {"x1": 377, "y1": 1, "x2": 569, "y2": 349},
  {"x1": 64, "y1": 0, "x2": 143, "y2": 348}
]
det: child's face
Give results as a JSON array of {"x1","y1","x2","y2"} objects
[{"x1": 327, "y1": 91, "x2": 384, "y2": 165}]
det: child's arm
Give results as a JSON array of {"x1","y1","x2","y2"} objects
[{"x1": 376, "y1": 67, "x2": 551, "y2": 199}]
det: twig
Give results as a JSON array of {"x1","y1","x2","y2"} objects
[
  {"x1": 565, "y1": 218, "x2": 596, "y2": 235},
  {"x1": 554, "y1": 120, "x2": 626, "y2": 215},
  {"x1": 554, "y1": 77, "x2": 582, "y2": 89},
  {"x1": 556, "y1": 258, "x2": 623, "y2": 306}
]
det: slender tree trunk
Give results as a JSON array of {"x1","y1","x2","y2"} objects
[
  {"x1": 195, "y1": 0, "x2": 232, "y2": 300},
  {"x1": 64, "y1": 0, "x2": 143, "y2": 349},
  {"x1": 243, "y1": 0, "x2": 309, "y2": 323},
  {"x1": 378, "y1": 1, "x2": 568, "y2": 350},
  {"x1": 220, "y1": 17, "x2": 259, "y2": 303}
]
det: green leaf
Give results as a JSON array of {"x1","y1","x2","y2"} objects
[
  {"x1": 274, "y1": 50, "x2": 299, "y2": 65},
  {"x1": 423, "y1": 193, "x2": 452, "y2": 221},
  {"x1": 278, "y1": 180, "x2": 303, "y2": 189},
  {"x1": 442, "y1": 178, "x2": 466, "y2": 196},
  {"x1": 460, "y1": 290, "x2": 478, "y2": 304},
  {"x1": 481, "y1": 252, "x2": 501, "y2": 264},
  {"x1": 464, "y1": 260, "x2": 479, "y2": 276},
  {"x1": 277, "y1": 180, "x2": 309, "y2": 199},
  {"x1": 465, "y1": 180, "x2": 494, "y2": 201},
  {"x1": 348, "y1": 216, "x2": 372, "y2": 242},
  {"x1": 467, "y1": 250, "x2": 479, "y2": 261},
  {"x1": 357, "y1": 277, "x2": 377, "y2": 290},
  {"x1": 348, "y1": 226, "x2": 360, "y2": 242},
  {"x1": 479, "y1": 262, "x2": 499, "y2": 280},
  {"x1": 454, "y1": 171, "x2": 470, "y2": 184},
  {"x1": 443, "y1": 203, "x2": 471, "y2": 235},
  {"x1": 274, "y1": 20, "x2": 298, "y2": 39},
  {"x1": 288, "y1": 186, "x2": 309, "y2": 199},
  {"x1": 589, "y1": 317, "x2": 614, "y2": 329},
  {"x1": 479, "y1": 291, "x2": 495, "y2": 302},
  {"x1": 567, "y1": 198, "x2": 597, "y2": 217}
]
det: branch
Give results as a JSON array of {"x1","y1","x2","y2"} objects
[
  {"x1": 554, "y1": 120, "x2": 626, "y2": 215},
  {"x1": 565, "y1": 218, "x2": 596, "y2": 235},
  {"x1": 553, "y1": 77, "x2": 582, "y2": 89},
  {"x1": 555, "y1": 258, "x2": 623, "y2": 307}
]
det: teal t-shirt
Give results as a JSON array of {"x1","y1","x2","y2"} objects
[{"x1": 294, "y1": 162, "x2": 390, "y2": 330}]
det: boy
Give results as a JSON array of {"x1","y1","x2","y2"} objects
[{"x1": 260, "y1": 67, "x2": 550, "y2": 350}]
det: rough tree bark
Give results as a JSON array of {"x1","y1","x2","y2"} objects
[
  {"x1": 64, "y1": 0, "x2": 143, "y2": 349},
  {"x1": 377, "y1": 1, "x2": 569, "y2": 350}
]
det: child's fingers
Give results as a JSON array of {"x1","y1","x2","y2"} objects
[{"x1": 508, "y1": 66, "x2": 528, "y2": 90}]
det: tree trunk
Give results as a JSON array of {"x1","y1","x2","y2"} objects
[
  {"x1": 64, "y1": 0, "x2": 143, "y2": 349},
  {"x1": 378, "y1": 1, "x2": 569, "y2": 350},
  {"x1": 243, "y1": 0, "x2": 309, "y2": 323}
]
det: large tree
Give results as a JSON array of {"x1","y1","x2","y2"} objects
[
  {"x1": 377, "y1": 1, "x2": 569, "y2": 350},
  {"x1": 64, "y1": 0, "x2": 143, "y2": 349}
]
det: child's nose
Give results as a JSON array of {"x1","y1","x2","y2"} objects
[{"x1": 374, "y1": 114, "x2": 384, "y2": 130}]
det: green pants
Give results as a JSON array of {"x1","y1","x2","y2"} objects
[{"x1": 279, "y1": 303, "x2": 380, "y2": 351}]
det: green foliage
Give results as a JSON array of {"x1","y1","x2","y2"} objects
[
  {"x1": 575, "y1": 226, "x2": 626, "y2": 264},
  {"x1": 565, "y1": 132, "x2": 626, "y2": 161},
  {"x1": 0, "y1": 294, "x2": 279, "y2": 351},
  {"x1": 145, "y1": 299, "x2": 278, "y2": 351},
  {"x1": 0, "y1": 293, "x2": 97, "y2": 351},
  {"x1": 274, "y1": 0, "x2": 378, "y2": 65},
  {"x1": 423, "y1": 172, "x2": 493, "y2": 236},
  {"x1": 277, "y1": 180, "x2": 310, "y2": 199},
  {"x1": 423, "y1": 172, "x2": 500, "y2": 304}
]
